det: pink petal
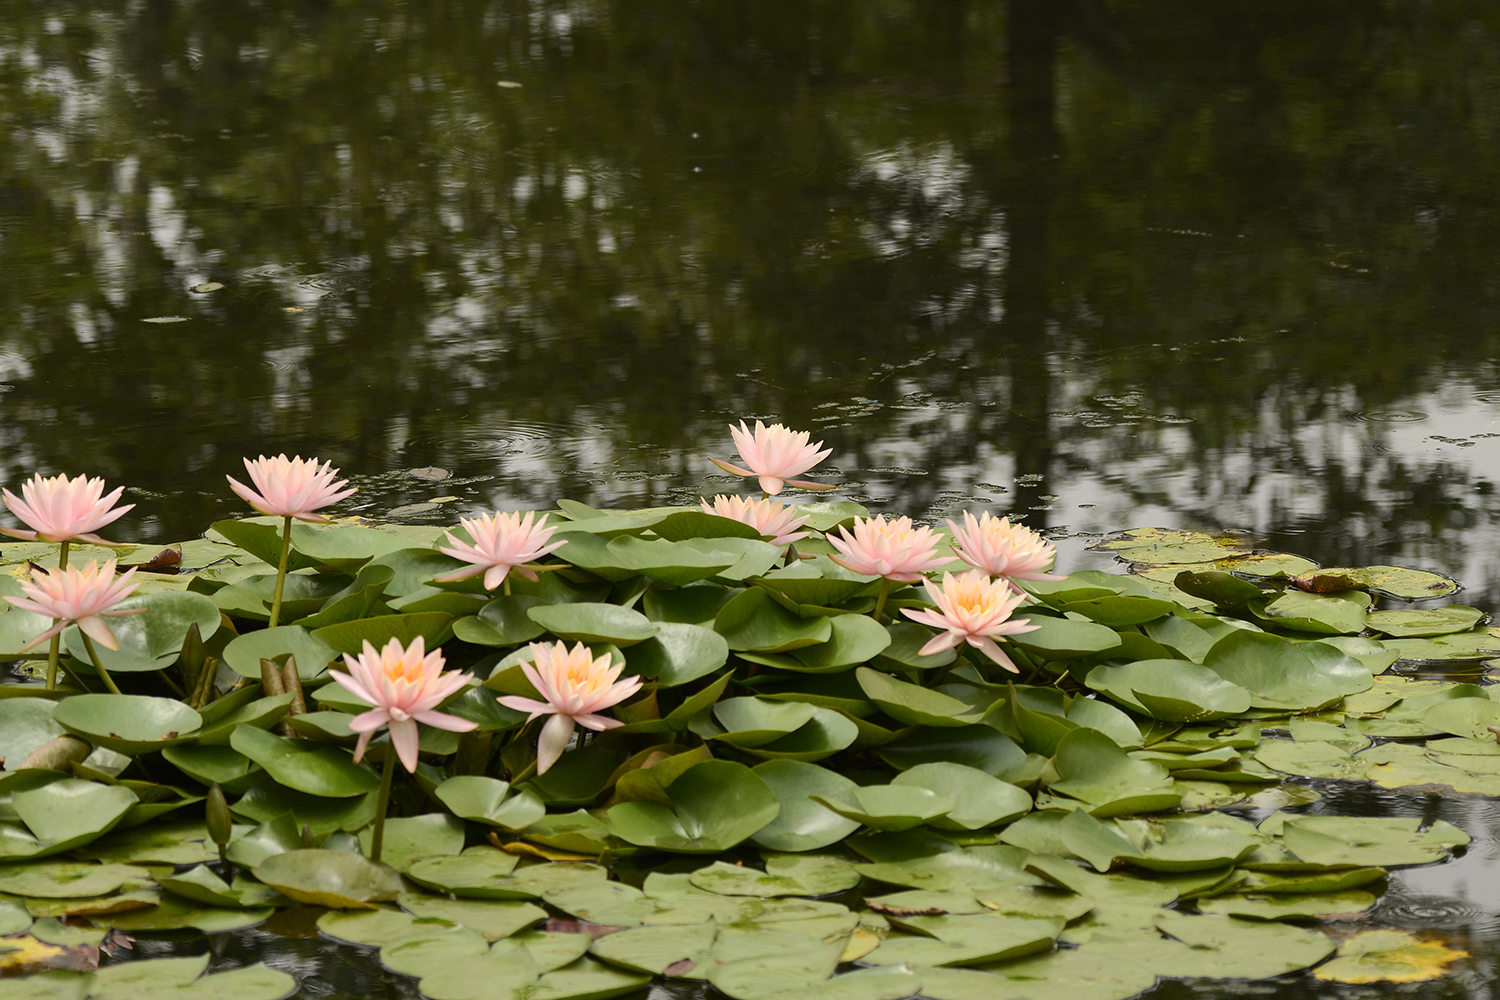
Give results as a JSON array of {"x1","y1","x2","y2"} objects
[
  {"x1": 536, "y1": 713, "x2": 576, "y2": 775},
  {"x1": 573, "y1": 714, "x2": 624, "y2": 732},
  {"x1": 0, "y1": 527, "x2": 37, "y2": 541},
  {"x1": 351, "y1": 730, "x2": 374, "y2": 764},
  {"x1": 483, "y1": 564, "x2": 511, "y2": 591},
  {"x1": 974, "y1": 637, "x2": 1020, "y2": 672},
  {"x1": 917, "y1": 631, "x2": 962, "y2": 657},
  {"x1": 348, "y1": 708, "x2": 393, "y2": 733},
  {"x1": 757, "y1": 475, "x2": 787, "y2": 496},
  {"x1": 497, "y1": 695, "x2": 552, "y2": 717},
  {"x1": 77, "y1": 616, "x2": 121, "y2": 651},
  {"x1": 708, "y1": 457, "x2": 756, "y2": 478},
  {"x1": 18, "y1": 621, "x2": 64, "y2": 654},
  {"x1": 389, "y1": 719, "x2": 421, "y2": 772},
  {"x1": 412, "y1": 709, "x2": 479, "y2": 732},
  {"x1": 328, "y1": 669, "x2": 379, "y2": 707},
  {"x1": 783, "y1": 478, "x2": 837, "y2": 492},
  {"x1": 432, "y1": 564, "x2": 485, "y2": 584}
]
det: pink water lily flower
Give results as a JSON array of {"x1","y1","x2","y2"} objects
[
  {"x1": 709, "y1": 420, "x2": 834, "y2": 496},
  {"x1": 947, "y1": 511, "x2": 1065, "y2": 596},
  {"x1": 329, "y1": 637, "x2": 477, "y2": 772},
  {"x1": 498, "y1": 641, "x2": 643, "y2": 775},
  {"x1": 227, "y1": 454, "x2": 356, "y2": 522},
  {"x1": 1, "y1": 473, "x2": 134, "y2": 545},
  {"x1": 902, "y1": 570, "x2": 1040, "y2": 672},
  {"x1": 828, "y1": 514, "x2": 950, "y2": 582},
  {"x1": 435, "y1": 510, "x2": 567, "y2": 591},
  {"x1": 5, "y1": 559, "x2": 144, "y2": 652},
  {"x1": 702, "y1": 494, "x2": 811, "y2": 547}
]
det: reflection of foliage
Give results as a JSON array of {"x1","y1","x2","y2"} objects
[{"x1": 0, "y1": 1, "x2": 1497, "y2": 591}]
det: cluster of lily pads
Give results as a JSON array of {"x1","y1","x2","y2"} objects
[{"x1": 0, "y1": 494, "x2": 1489, "y2": 997}]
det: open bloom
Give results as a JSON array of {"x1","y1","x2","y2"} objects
[
  {"x1": 709, "y1": 420, "x2": 834, "y2": 496},
  {"x1": 1, "y1": 474, "x2": 133, "y2": 545},
  {"x1": 498, "y1": 641, "x2": 643, "y2": 775},
  {"x1": 702, "y1": 494, "x2": 811, "y2": 547},
  {"x1": 329, "y1": 637, "x2": 476, "y2": 772},
  {"x1": 227, "y1": 454, "x2": 356, "y2": 522},
  {"x1": 947, "y1": 511, "x2": 1065, "y2": 596},
  {"x1": 435, "y1": 510, "x2": 567, "y2": 591},
  {"x1": 5, "y1": 559, "x2": 144, "y2": 652},
  {"x1": 902, "y1": 570, "x2": 1040, "y2": 672},
  {"x1": 828, "y1": 514, "x2": 950, "y2": 582}
]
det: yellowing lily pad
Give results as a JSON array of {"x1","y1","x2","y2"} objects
[{"x1": 1314, "y1": 930, "x2": 1468, "y2": 983}]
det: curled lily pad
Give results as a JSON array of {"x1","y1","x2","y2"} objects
[
  {"x1": 312, "y1": 612, "x2": 455, "y2": 656},
  {"x1": 626, "y1": 622, "x2": 730, "y2": 686},
  {"x1": 1280, "y1": 816, "x2": 1470, "y2": 867},
  {"x1": 527, "y1": 603, "x2": 659, "y2": 647},
  {"x1": 739, "y1": 709, "x2": 860, "y2": 763},
  {"x1": 1084, "y1": 660, "x2": 1251, "y2": 722},
  {"x1": 749, "y1": 761, "x2": 862, "y2": 852},
  {"x1": 254, "y1": 849, "x2": 402, "y2": 908},
  {"x1": 1007, "y1": 615, "x2": 1122, "y2": 660},
  {"x1": 856, "y1": 668, "x2": 984, "y2": 728},
  {"x1": 1197, "y1": 890, "x2": 1377, "y2": 921},
  {"x1": 230, "y1": 724, "x2": 378, "y2": 798},
  {"x1": 0, "y1": 699, "x2": 65, "y2": 769},
  {"x1": 1313, "y1": 929, "x2": 1469, "y2": 983},
  {"x1": 52, "y1": 695, "x2": 202, "y2": 755},
  {"x1": 809, "y1": 785, "x2": 954, "y2": 833},
  {"x1": 453, "y1": 596, "x2": 549, "y2": 647},
  {"x1": 1249, "y1": 589, "x2": 1370, "y2": 635},
  {"x1": 222, "y1": 626, "x2": 339, "y2": 679},
  {"x1": 436, "y1": 776, "x2": 546, "y2": 831},
  {"x1": 607, "y1": 760, "x2": 780, "y2": 853},
  {"x1": 890, "y1": 763, "x2": 1031, "y2": 831},
  {"x1": 230, "y1": 777, "x2": 378, "y2": 837},
  {"x1": 715, "y1": 589, "x2": 833, "y2": 652},
  {"x1": 710, "y1": 698, "x2": 819, "y2": 747},
  {"x1": 5, "y1": 779, "x2": 137, "y2": 859},
  {"x1": 1304, "y1": 566, "x2": 1461, "y2": 600},
  {"x1": 398, "y1": 891, "x2": 548, "y2": 941}
]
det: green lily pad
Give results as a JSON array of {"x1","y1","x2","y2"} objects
[
  {"x1": 918, "y1": 949, "x2": 1155, "y2": 1000},
  {"x1": 715, "y1": 589, "x2": 833, "y2": 652},
  {"x1": 690, "y1": 854, "x2": 859, "y2": 897},
  {"x1": 405, "y1": 850, "x2": 604, "y2": 900},
  {"x1": 1250, "y1": 589, "x2": 1371, "y2": 635},
  {"x1": 1048, "y1": 729, "x2": 1181, "y2": 816},
  {"x1": 856, "y1": 668, "x2": 984, "y2": 728},
  {"x1": 710, "y1": 697, "x2": 819, "y2": 747},
  {"x1": 230, "y1": 776, "x2": 378, "y2": 837},
  {"x1": 1007, "y1": 615, "x2": 1122, "y2": 660},
  {"x1": 60, "y1": 591, "x2": 220, "y2": 674},
  {"x1": 312, "y1": 612, "x2": 455, "y2": 656},
  {"x1": 865, "y1": 912, "x2": 1063, "y2": 968},
  {"x1": 749, "y1": 761, "x2": 863, "y2": 852},
  {"x1": 1202, "y1": 631, "x2": 1346, "y2": 711},
  {"x1": 738, "y1": 709, "x2": 860, "y2": 763},
  {"x1": 607, "y1": 760, "x2": 780, "y2": 853},
  {"x1": 399, "y1": 891, "x2": 548, "y2": 941},
  {"x1": 452, "y1": 596, "x2": 550, "y2": 647},
  {"x1": 875, "y1": 726, "x2": 1028, "y2": 776},
  {"x1": 1280, "y1": 816, "x2": 1470, "y2": 867},
  {"x1": 0, "y1": 860, "x2": 150, "y2": 899},
  {"x1": 810, "y1": 785, "x2": 954, "y2": 833},
  {"x1": 788, "y1": 614, "x2": 892, "y2": 671},
  {"x1": 1423, "y1": 698, "x2": 1500, "y2": 740},
  {"x1": 376, "y1": 925, "x2": 490, "y2": 975},
  {"x1": 71, "y1": 819, "x2": 217, "y2": 866},
  {"x1": 99, "y1": 894, "x2": 274, "y2": 933},
  {"x1": 1367, "y1": 606, "x2": 1486, "y2": 638},
  {"x1": 162, "y1": 745, "x2": 262, "y2": 795},
  {"x1": 1084, "y1": 659, "x2": 1251, "y2": 722},
  {"x1": 0, "y1": 699, "x2": 66, "y2": 770},
  {"x1": 525, "y1": 603, "x2": 659, "y2": 647},
  {"x1": 436, "y1": 776, "x2": 546, "y2": 831},
  {"x1": 588, "y1": 920, "x2": 716, "y2": 976},
  {"x1": 318, "y1": 907, "x2": 456, "y2": 946},
  {"x1": 625, "y1": 622, "x2": 730, "y2": 686},
  {"x1": 52, "y1": 694, "x2": 203, "y2": 755},
  {"x1": 254, "y1": 849, "x2": 402, "y2": 908},
  {"x1": 1306, "y1": 566, "x2": 1461, "y2": 600},
  {"x1": 1253, "y1": 739, "x2": 1368, "y2": 780},
  {"x1": 1197, "y1": 889, "x2": 1377, "y2": 921},
  {"x1": 221, "y1": 626, "x2": 339, "y2": 679},
  {"x1": 890, "y1": 763, "x2": 1031, "y2": 830},
  {"x1": 355, "y1": 812, "x2": 466, "y2": 870},
  {"x1": 230, "y1": 724, "x2": 378, "y2": 798},
  {"x1": 1384, "y1": 628, "x2": 1500, "y2": 662},
  {"x1": 214, "y1": 571, "x2": 344, "y2": 622},
  {"x1": 3, "y1": 779, "x2": 137, "y2": 859}
]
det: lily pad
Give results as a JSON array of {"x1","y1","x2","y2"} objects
[
  {"x1": 1197, "y1": 890, "x2": 1378, "y2": 921},
  {"x1": 715, "y1": 589, "x2": 833, "y2": 653},
  {"x1": 1047, "y1": 729, "x2": 1181, "y2": 816},
  {"x1": 856, "y1": 668, "x2": 984, "y2": 728},
  {"x1": 221, "y1": 626, "x2": 341, "y2": 679},
  {"x1": 61, "y1": 591, "x2": 220, "y2": 674},
  {"x1": 607, "y1": 760, "x2": 780, "y2": 853},
  {"x1": 1306, "y1": 566, "x2": 1461, "y2": 600},
  {"x1": 435, "y1": 776, "x2": 546, "y2": 831},
  {"x1": 230, "y1": 724, "x2": 379, "y2": 798},
  {"x1": 689, "y1": 854, "x2": 859, "y2": 898},
  {"x1": 254, "y1": 849, "x2": 402, "y2": 908},
  {"x1": 890, "y1": 763, "x2": 1031, "y2": 831},
  {"x1": 398, "y1": 891, "x2": 548, "y2": 941},
  {"x1": 809, "y1": 785, "x2": 954, "y2": 833},
  {"x1": 1084, "y1": 660, "x2": 1251, "y2": 722},
  {"x1": 52, "y1": 694, "x2": 202, "y2": 755},
  {"x1": 453, "y1": 596, "x2": 550, "y2": 647},
  {"x1": 1313, "y1": 929, "x2": 1469, "y2": 983},
  {"x1": 1367, "y1": 606, "x2": 1486, "y2": 638},
  {"x1": 749, "y1": 761, "x2": 863, "y2": 852},
  {"x1": 1280, "y1": 816, "x2": 1470, "y2": 867},
  {"x1": 626, "y1": 623, "x2": 730, "y2": 686},
  {"x1": 1202, "y1": 631, "x2": 1346, "y2": 711}
]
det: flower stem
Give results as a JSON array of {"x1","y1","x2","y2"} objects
[
  {"x1": 508, "y1": 758, "x2": 538, "y2": 786},
  {"x1": 267, "y1": 515, "x2": 293, "y2": 629},
  {"x1": 79, "y1": 632, "x2": 122, "y2": 696},
  {"x1": 871, "y1": 578, "x2": 893, "y2": 623},
  {"x1": 370, "y1": 746, "x2": 397, "y2": 863},
  {"x1": 43, "y1": 541, "x2": 70, "y2": 691}
]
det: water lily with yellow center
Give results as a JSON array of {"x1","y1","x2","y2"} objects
[
  {"x1": 329, "y1": 636, "x2": 477, "y2": 773},
  {"x1": 498, "y1": 640, "x2": 643, "y2": 774},
  {"x1": 709, "y1": 420, "x2": 835, "y2": 496},
  {"x1": 701, "y1": 494, "x2": 811, "y2": 546},
  {"x1": 1, "y1": 473, "x2": 134, "y2": 545},
  {"x1": 435, "y1": 509, "x2": 567, "y2": 592},
  {"x1": 902, "y1": 570, "x2": 1040, "y2": 672},
  {"x1": 947, "y1": 510, "x2": 1065, "y2": 596}
]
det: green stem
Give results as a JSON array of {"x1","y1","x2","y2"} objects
[
  {"x1": 503, "y1": 577, "x2": 511, "y2": 597},
  {"x1": 871, "y1": 578, "x2": 893, "y2": 623},
  {"x1": 54, "y1": 658, "x2": 92, "y2": 693},
  {"x1": 79, "y1": 632, "x2": 122, "y2": 696},
  {"x1": 509, "y1": 758, "x2": 538, "y2": 786},
  {"x1": 267, "y1": 516, "x2": 293, "y2": 629},
  {"x1": 370, "y1": 746, "x2": 397, "y2": 863},
  {"x1": 43, "y1": 541, "x2": 70, "y2": 691}
]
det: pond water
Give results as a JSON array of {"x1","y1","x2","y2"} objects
[{"x1": 6, "y1": 1, "x2": 1500, "y2": 998}]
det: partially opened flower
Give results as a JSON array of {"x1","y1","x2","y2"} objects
[
  {"x1": 902, "y1": 570, "x2": 1040, "y2": 672},
  {"x1": 5, "y1": 559, "x2": 144, "y2": 652},
  {"x1": 329, "y1": 637, "x2": 476, "y2": 773},
  {"x1": 435, "y1": 510, "x2": 567, "y2": 591},
  {"x1": 1, "y1": 473, "x2": 133, "y2": 545},
  {"x1": 227, "y1": 454, "x2": 356, "y2": 522},
  {"x1": 702, "y1": 494, "x2": 811, "y2": 547},
  {"x1": 709, "y1": 420, "x2": 834, "y2": 496},
  {"x1": 498, "y1": 641, "x2": 643, "y2": 775},
  {"x1": 947, "y1": 511, "x2": 1064, "y2": 595},
  {"x1": 828, "y1": 514, "x2": 950, "y2": 582}
]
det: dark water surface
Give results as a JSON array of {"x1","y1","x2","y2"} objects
[{"x1": 6, "y1": 1, "x2": 1500, "y2": 997}]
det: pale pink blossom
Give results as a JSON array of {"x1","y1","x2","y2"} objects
[
  {"x1": 947, "y1": 511, "x2": 1064, "y2": 596},
  {"x1": 498, "y1": 641, "x2": 643, "y2": 774},
  {"x1": 902, "y1": 570, "x2": 1040, "y2": 672},
  {"x1": 708, "y1": 421, "x2": 834, "y2": 496},
  {"x1": 5, "y1": 559, "x2": 144, "y2": 652},
  {"x1": 227, "y1": 454, "x2": 356, "y2": 522},
  {"x1": 329, "y1": 637, "x2": 476, "y2": 773},
  {"x1": 1, "y1": 474, "x2": 133, "y2": 545},
  {"x1": 701, "y1": 494, "x2": 811, "y2": 547},
  {"x1": 827, "y1": 514, "x2": 950, "y2": 582},
  {"x1": 434, "y1": 510, "x2": 567, "y2": 591}
]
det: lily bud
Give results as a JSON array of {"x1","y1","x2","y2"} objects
[{"x1": 206, "y1": 784, "x2": 232, "y2": 862}]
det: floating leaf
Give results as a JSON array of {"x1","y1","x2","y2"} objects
[
  {"x1": 435, "y1": 776, "x2": 546, "y2": 831},
  {"x1": 890, "y1": 763, "x2": 1031, "y2": 831},
  {"x1": 689, "y1": 854, "x2": 859, "y2": 897},
  {"x1": 1367, "y1": 606, "x2": 1486, "y2": 638},
  {"x1": 749, "y1": 760, "x2": 862, "y2": 852},
  {"x1": 52, "y1": 695, "x2": 202, "y2": 755},
  {"x1": 607, "y1": 760, "x2": 779, "y2": 853},
  {"x1": 230, "y1": 724, "x2": 378, "y2": 798},
  {"x1": 254, "y1": 849, "x2": 402, "y2": 908},
  {"x1": 1314, "y1": 929, "x2": 1468, "y2": 983}
]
